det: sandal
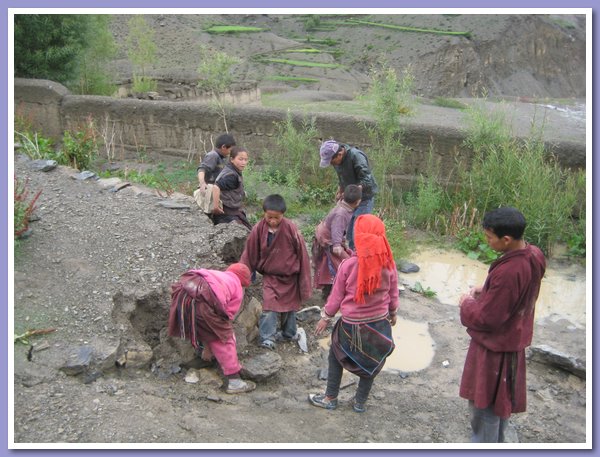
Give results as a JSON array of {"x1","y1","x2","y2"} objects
[{"x1": 308, "y1": 393, "x2": 338, "y2": 410}]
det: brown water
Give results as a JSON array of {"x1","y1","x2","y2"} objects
[
  {"x1": 386, "y1": 247, "x2": 587, "y2": 373},
  {"x1": 383, "y1": 319, "x2": 435, "y2": 373},
  {"x1": 317, "y1": 248, "x2": 586, "y2": 373},
  {"x1": 399, "y1": 248, "x2": 587, "y2": 328}
]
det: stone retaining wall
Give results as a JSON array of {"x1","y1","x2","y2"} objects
[{"x1": 14, "y1": 78, "x2": 584, "y2": 183}]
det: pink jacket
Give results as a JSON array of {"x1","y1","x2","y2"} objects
[
  {"x1": 192, "y1": 269, "x2": 244, "y2": 319},
  {"x1": 324, "y1": 256, "x2": 399, "y2": 322}
]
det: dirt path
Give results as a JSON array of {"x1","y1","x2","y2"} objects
[{"x1": 11, "y1": 155, "x2": 586, "y2": 446}]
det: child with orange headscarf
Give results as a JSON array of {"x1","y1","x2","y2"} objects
[{"x1": 309, "y1": 214, "x2": 399, "y2": 413}]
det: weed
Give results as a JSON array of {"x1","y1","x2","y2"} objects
[
  {"x1": 14, "y1": 176, "x2": 41, "y2": 239},
  {"x1": 132, "y1": 75, "x2": 157, "y2": 93},
  {"x1": 410, "y1": 281, "x2": 437, "y2": 298},
  {"x1": 14, "y1": 130, "x2": 55, "y2": 160},
  {"x1": 61, "y1": 116, "x2": 98, "y2": 170},
  {"x1": 455, "y1": 229, "x2": 499, "y2": 264},
  {"x1": 567, "y1": 230, "x2": 586, "y2": 258}
]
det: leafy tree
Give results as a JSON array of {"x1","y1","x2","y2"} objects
[
  {"x1": 196, "y1": 45, "x2": 241, "y2": 132},
  {"x1": 75, "y1": 15, "x2": 118, "y2": 95},
  {"x1": 14, "y1": 14, "x2": 89, "y2": 85},
  {"x1": 14, "y1": 14, "x2": 117, "y2": 95},
  {"x1": 126, "y1": 15, "x2": 157, "y2": 92}
]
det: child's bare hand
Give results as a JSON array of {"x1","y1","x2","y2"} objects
[{"x1": 314, "y1": 318, "x2": 328, "y2": 336}]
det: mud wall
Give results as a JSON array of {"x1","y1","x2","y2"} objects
[{"x1": 14, "y1": 78, "x2": 584, "y2": 182}]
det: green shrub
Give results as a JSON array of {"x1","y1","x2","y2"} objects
[
  {"x1": 60, "y1": 117, "x2": 98, "y2": 170},
  {"x1": 455, "y1": 229, "x2": 499, "y2": 263},
  {"x1": 132, "y1": 75, "x2": 157, "y2": 93},
  {"x1": 362, "y1": 62, "x2": 413, "y2": 211},
  {"x1": 453, "y1": 102, "x2": 585, "y2": 255},
  {"x1": 14, "y1": 130, "x2": 55, "y2": 160}
]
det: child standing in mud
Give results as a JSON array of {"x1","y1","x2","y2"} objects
[
  {"x1": 312, "y1": 184, "x2": 362, "y2": 300},
  {"x1": 309, "y1": 214, "x2": 399, "y2": 413}
]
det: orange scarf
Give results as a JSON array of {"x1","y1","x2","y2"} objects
[{"x1": 353, "y1": 214, "x2": 394, "y2": 304}]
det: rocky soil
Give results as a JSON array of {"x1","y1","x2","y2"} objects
[
  {"x1": 11, "y1": 12, "x2": 587, "y2": 447},
  {"x1": 12, "y1": 155, "x2": 587, "y2": 446}
]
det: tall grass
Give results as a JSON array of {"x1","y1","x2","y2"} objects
[{"x1": 362, "y1": 62, "x2": 414, "y2": 212}]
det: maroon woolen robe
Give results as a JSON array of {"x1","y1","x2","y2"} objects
[
  {"x1": 312, "y1": 201, "x2": 354, "y2": 288},
  {"x1": 459, "y1": 243, "x2": 546, "y2": 418},
  {"x1": 240, "y1": 218, "x2": 312, "y2": 312}
]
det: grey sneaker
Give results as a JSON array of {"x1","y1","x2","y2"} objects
[
  {"x1": 275, "y1": 331, "x2": 300, "y2": 342},
  {"x1": 225, "y1": 379, "x2": 256, "y2": 394},
  {"x1": 308, "y1": 393, "x2": 338, "y2": 410},
  {"x1": 351, "y1": 397, "x2": 366, "y2": 413},
  {"x1": 260, "y1": 339, "x2": 276, "y2": 350}
]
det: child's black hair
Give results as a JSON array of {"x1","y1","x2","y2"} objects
[
  {"x1": 343, "y1": 184, "x2": 362, "y2": 204},
  {"x1": 216, "y1": 133, "x2": 236, "y2": 149},
  {"x1": 482, "y1": 207, "x2": 526, "y2": 240},
  {"x1": 263, "y1": 194, "x2": 287, "y2": 213},
  {"x1": 230, "y1": 146, "x2": 247, "y2": 159}
]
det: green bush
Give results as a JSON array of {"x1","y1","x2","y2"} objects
[
  {"x1": 132, "y1": 75, "x2": 157, "y2": 93},
  {"x1": 455, "y1": 229, "x2": 499, "y2": 263},
  {"x1": 60, "y1": 117, "x2": 98, "y2": 170},
  {"x1": 453, "y1": 102, "x2": 585, "y2": 255}
]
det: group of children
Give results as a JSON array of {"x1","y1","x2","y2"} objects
[
  {"x1": 168, "y1": 176, "x2": 394, "y2": 405},
  {"x1": 169, "y1": 139, "x2": 546, "y2": 439}
]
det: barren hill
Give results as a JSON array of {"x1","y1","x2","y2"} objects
[{"x1": 109, "y1": 13, "x2": 586, "y2": 99}]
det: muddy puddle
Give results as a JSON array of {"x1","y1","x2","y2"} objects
[
  {"x1": 399, "y1": 247, "x2": 587, "y2": 328},
  {"x1": 389, "y1": 247, "x2": 587, "y2": 373},
  {"x1": 317, "y1": 247, "x2": 586, "y2": 374}
]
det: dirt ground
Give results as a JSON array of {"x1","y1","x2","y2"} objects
[
  {"x1": 11, "y1": 154, "x2": 587, "y2": 446},
  {"x1": 11, "y1": 12, "x2": 587, "y2": 447}
]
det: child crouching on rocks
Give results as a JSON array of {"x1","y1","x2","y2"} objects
[{"x1": 168, "y1": 263, "x2": 256, "y2": 394}]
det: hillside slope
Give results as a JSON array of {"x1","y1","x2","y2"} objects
[{"x1": 109, "y1": 13, "x2": 586, "y2": 99}]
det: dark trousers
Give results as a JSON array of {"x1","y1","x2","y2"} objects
[{"x1": 325, "y1": 347, "x2": 374, "y2": 404}]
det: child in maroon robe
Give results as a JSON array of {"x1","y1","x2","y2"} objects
[
  {"x1": 459, "y1": 207, "x2": 546, "y2": 443},
  {"x1": 312, "y1": 184, "x2": 362, "y2": 300},
  {"x1": 240, "y1": 194, "x2": 312, "y2": 350}
]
